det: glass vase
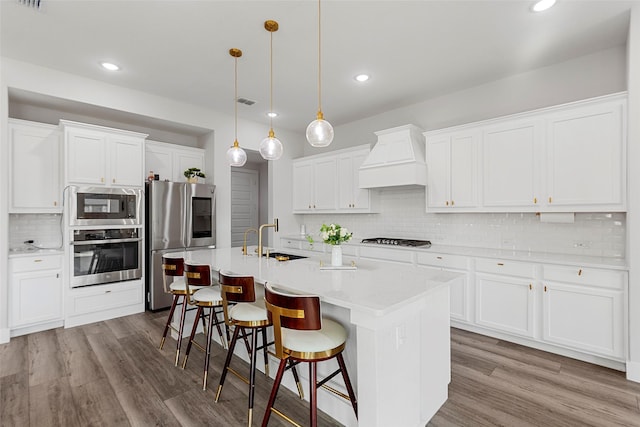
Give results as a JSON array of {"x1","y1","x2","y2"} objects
[{"x1": 331, "y1": 245, "x2": 342, "y2": 267}]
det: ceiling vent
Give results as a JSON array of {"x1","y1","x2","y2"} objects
[
  {"x1": 18, "y1": 0, "x2": 42, "y2": 9},
  {"x1": 237, "y1": 97, "x2": 256, "y2": 106}
]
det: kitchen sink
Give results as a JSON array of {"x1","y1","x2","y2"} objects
[{"x1": 264, "y1": 251, "x2": 308, "y2": 261}]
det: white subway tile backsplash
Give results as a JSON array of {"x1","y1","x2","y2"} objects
[
  {"x1": 9, "y1": 214, "x2": 64, "y2": 250},
  {"x1": 299, "y1": 188, "x2": 625, "y2": 259}
]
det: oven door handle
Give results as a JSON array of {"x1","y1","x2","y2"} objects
[{"x1": 71, "y1": 237, "x2": 142, "y2": 246}]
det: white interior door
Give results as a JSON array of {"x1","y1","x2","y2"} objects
[{"x1": 231, "y1": 169, "x2": 259, "y2": 248}]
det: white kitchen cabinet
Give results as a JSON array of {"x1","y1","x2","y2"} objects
[
  {"x1": 62, "y1": 120, "x2": 147, "y2": 187},
  {"x1": 426, "y1": 129, "x2": 479, "y2": 211},
  {"x1": 146, "y1": 140, "x2": 206, "y2": 183},
  {"x1": 482, "y1": 119, "x2": 543, "y2": 208},
  {"x1": 9, "y1": 253, "x2": 64, "y2": 335},
  {"x1": 65, "y1": 279, "x2": 145, "y2": 328},
  {"x1": 8, "y1": 119, "x2": 62, "y2": 213},
  {"x1": 292, "y1": 157, "x2": 337, "y2": 213},
  {"x1": 541, "y1": 265, "x2": 626, "y2": 359},
  {"x1": 337, "y1": 146, "x2": 376, "y2": 212},
  {"x1": 545, "y1": 98, "x2": 625, "y2": 210},
  {"x1": 475, "y1": 259, "x2": 536, "y2": 338},
  {"x1": 426, "y1": 92, "x2": 627, "y2": 213},
  {"x1": 416, "y1": 252, "x2": 471, "y2": 323}
]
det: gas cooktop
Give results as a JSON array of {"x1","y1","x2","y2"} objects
[{"x1": 361, "y1": 238, "x2": 431, "y2": 247}]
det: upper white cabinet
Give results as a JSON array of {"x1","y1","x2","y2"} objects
[
  {"x1": 146, "y1": 140, "x2": 205, "y2": 183},
  {"x1": 426, "y1": 129, "x2": 480, "y2": 210},
  {"x1": 482, "y1": 119, "x2": 543, "y2": 208},
  {"x1": 425, "y1": 93, "x2": 627, "y2": 213},
  {"x1": 9, "y1": 119, "x2": 62, "y2": 213},
  {"x1": 545, "y1": 99, "x2": 625, "y2": 210},
  {"x1": 61, "y1": 120, "x2": 147, "y2": 187},
  {"x1": 337, "y1": 147, "x2": 374, "y2": 211},
  {"x1": 293, "y1": 144, "x2": 376, "y2": 214}
]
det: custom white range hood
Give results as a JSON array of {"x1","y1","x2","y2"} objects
[{"x1": 359, "y1": 124, "x2": 427, "y2": 189}]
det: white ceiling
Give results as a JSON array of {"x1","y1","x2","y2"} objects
[{"x1": 1, "y1": 0, "x2": 635, "y2": 135}]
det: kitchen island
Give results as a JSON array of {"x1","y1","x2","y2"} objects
[{"x1": 176, "y1": 247, "x2": 461, "y2": 427}]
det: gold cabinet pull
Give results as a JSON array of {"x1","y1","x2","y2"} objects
[
  {"x1": 101, "y1": 177, "x2": 105, "y2": 183},
  {"x1": 451, "y1": 200, "x2": 455, "y2": 206},
  {"x1": 112, "y1": 178, "x2": 116, "y2": 183},
  {"x1": 533, "y1": 197, "x2": 537, "y2": 204},
  {"x1": 544, "y1": 285, "x2": 547, "y2": 292},
  {"x1": 578, "y1": 269, "x2": 583, "y2": 276},
  {"x1": 497, "y1": 262, "x2": 504, "y2": 266},
  {"x1": 436, "y1": 256, "x2": 443, "y2": 260},
  {"x1": 445, "y1": 201, "x2": 449, "y2": 206},
  {"x1": 34, "y1": 259, "x2": 43, "y2": 263},
  {"x1": 529, "y1": 284, "x2": 532, "y2": 290},
  {"x1": 548, "y1": 196, "x2": 552, "y2": 203}
]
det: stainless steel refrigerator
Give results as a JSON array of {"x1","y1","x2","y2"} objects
[{"x1": 145, "y1": 181, "x2": 216, "y2": 310}]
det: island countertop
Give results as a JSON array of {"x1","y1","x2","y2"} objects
[{"x1": 176, "y1": 247, "x2": 461, "y2": 317}]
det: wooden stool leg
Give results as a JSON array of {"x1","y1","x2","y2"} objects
[
  {"x1": 212, "y1": 306, "x2": 227, "y2": 349},
  {"x1": 247, "y1": 326, "x2": 259, "y2": 426},
  {"x1": 261, "y1": 358, "x2": 287, "y2": 427},
  {"x1": 289, "y1": 360, "x2": 304, "y2": 399},
  {"x1": 159, "y1": 294, "x2": 179, "y2": 349},
  {"x1": 309, "y1": 362, "x2": 318, "y2": 427},
  {"x1": 174, "y1": 295, "x2": 189, "y2": 366},
  {"x1": 337, "y1": 353, "x2": 358, "y2": 417},
  {"x1": 215, "y1": 326, "x2": 241, "y2": 402},
  {"x1": 181, "y1": 306, "x2": 203, "y2": 369},
  {"x1": 261, "y1": 327, "x2": 269, "y2": 377},
  {"x1": 202, "y1": 305, "x2": 216, "y2": 390}
]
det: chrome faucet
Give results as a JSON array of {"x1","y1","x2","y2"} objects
[
  {"x1": 258, "y1": 218, "x2": 279, "y2": 258},
  {"x1": 242, "y1": 228, "x2": 259, "y2": 255}
]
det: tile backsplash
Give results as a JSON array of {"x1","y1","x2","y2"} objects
[
  {"x1": 9, "y1": 214, "x2": 64, "y2": 250},
  {"x1": 298, "y1": 187, "x2": 625, "y2": 258}
]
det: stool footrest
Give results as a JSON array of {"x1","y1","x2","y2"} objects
[
  {"x1": 227, "y1": 366, "x2": 250, "y2": 385},
  {"x1": 270, "y1": 407, "x2": 303, "y2": 427}
]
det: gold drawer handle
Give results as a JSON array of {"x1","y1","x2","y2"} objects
[
  {"x1": 436, "y1": 256, "x2": 443, "y2": 260},
  {"x1": 529, "y1": 284, "x2": 532, "y2": 290},
  {"x1": 497, "y1": 263, "x2": 504, "y2": 266},
  {"x1": 578, "y1": 269, "x2": 583, "y2": 276},
  {"x1": 34, "y1": 259, "x2": 43, "y2": 263},
  {"x1": 548, "y1": 196, "x2": 552, "y2": 203}
]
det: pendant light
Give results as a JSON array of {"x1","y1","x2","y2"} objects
[
  {"x1": 226, "y1": 48, "x2": 248, "y2": 167},
  {"x1": 259, "y1": 20, "x2": 284, "y2": 161},
  {"x1": 306, "y1": 0, "x2": 334, "y2": 147}
]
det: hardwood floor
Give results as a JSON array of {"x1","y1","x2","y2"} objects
[{"x1": 1, "y1": 311, "x2": 639, "y2": 426}]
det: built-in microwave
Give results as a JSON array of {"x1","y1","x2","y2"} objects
[{"x1": 68, "y1": 186, "x2": 143, "y2": 226}]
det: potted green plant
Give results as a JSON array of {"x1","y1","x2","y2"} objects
[{"x1": 184, "y1": 167, "x2": 205, "y2": 183}]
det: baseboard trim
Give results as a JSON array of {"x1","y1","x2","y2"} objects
[
  {"x1": 0, "y1": 327, "x2": 10, "y2": 344},
  {"x1": 627, "y1": 361, "x2": 640, "y2": 383}
]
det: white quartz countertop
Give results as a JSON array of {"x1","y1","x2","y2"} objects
[
  {"x1": 282, "y1": 235, "x2": 627, "y2": 270},
  {"x1": 171, "y1": 247, "x2": 460, "y2": 317},
  {"x1": 8, "y1": 247, "x2": 64, "y2": 258}
]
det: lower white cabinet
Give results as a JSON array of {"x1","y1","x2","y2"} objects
[
  {"x1": 9, "y1": 253, "x2": 64, "y2": 334},
  {"x1": 541, "y1": 265, "x2": 626, "y2": 359},
  {"x1": 65, "y1": 279, "x2": 145, "y2": 328},
  {"x1": 416, "y1": 252, "x2": 471, "y2": 322},
  {"x1": 475, "y1": 259, "x2": 536, "y2": 338}
]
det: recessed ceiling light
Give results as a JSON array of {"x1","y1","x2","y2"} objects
[
  {"x1": 267, "y1": 112, "x2": 278, "y2": 118},
  {"x1": 354, "y1": 74, "x2": 370, "y2": 82},
  {"x1": 100, "y1": 62, "x2": 120, "y2": 71},
  {"x1": 531, "y1": 0, "x2": 556, "y2": 12}
]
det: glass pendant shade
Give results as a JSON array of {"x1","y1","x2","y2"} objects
[
  {"x1": 259, "y1": 130, "x2": 283, "y2": 160},
  {"x1": 306, "y1": 115, "x2": 334, "y2": 147},
  {"x1": 227, "y1": 141, "x2": 247, "y2": 167}
]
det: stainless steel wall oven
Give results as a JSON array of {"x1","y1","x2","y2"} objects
[{"x1": 71, "y1": 228, "x2": 142, "y2": 288}]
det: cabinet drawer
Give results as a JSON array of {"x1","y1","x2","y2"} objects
[
  {"x1": 416, "y1": 252, "x2": 468, "y2": 270},
  {"x1": 359, "y1": 246, "x2": 413, "y2": 264},
  {"x1": 70, "y1": 282, "x2": 143, "y2": 315},
  {"x1": 10, "y1": 254, "x2": 62, "y2": 273},
  {"x1": 542, "y1": 265, "x2": 625, "y2": 290},
  {"x1": 476, "y1": 259, "x2": 535, "y2": 278}
]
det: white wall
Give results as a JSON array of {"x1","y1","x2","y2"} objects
[
  {"x1": 626, "y1": 4, "x2": 640, "y2": 382},
  {"x1": 306, "y1": 45, "x2": 627, "y2": 156}
]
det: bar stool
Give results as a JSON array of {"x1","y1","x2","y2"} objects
[
  {"x1": 261, "y1": 282, "x2": 358, "y2": 427},
  {"x1": 181, "y1": 262, "x2": 227, "y2": 390},
  {"x1": 159, "y1": 255, "x2": 203, "y2": 366}
]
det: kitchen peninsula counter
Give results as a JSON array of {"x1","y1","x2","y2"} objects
[{"x1": 175, "y1": 247, "x2": 460, "y2": 427}]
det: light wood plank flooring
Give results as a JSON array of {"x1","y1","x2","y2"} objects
[{"x1": 1, "y1": 310, "x2": 640, "y2": 426}]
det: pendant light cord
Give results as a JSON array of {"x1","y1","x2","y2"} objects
[
  {"x1": 270, "y1": 29, "x2": 274, "y2": 131},
  {"x1": 317, "y1": 0, "x2": 322, "y2": 114},
  {"x1": 234, "y1": 55, "x2": 238, "y2": 143}
]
